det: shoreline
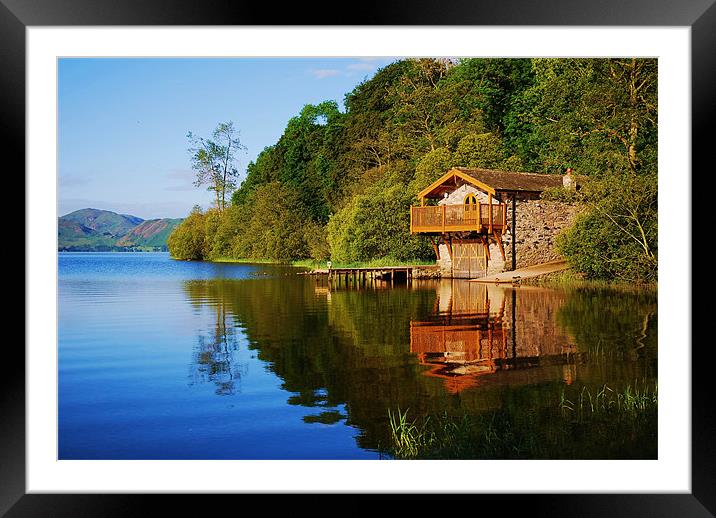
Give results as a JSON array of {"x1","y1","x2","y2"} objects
[{"x1": 62, "y1": 251, "x2": 656, "y2": 291}]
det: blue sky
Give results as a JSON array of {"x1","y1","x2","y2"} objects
[{"x1": 58, "y1": 57, "x2": 397, "y2": 219}]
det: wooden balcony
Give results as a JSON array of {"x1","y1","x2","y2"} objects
[{"x1": 410, "y1": 203, "x2": 507, "y2": 234}]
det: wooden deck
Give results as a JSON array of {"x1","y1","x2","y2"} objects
[{"x1": 410, "y1": 203, "x2": 506, "y2": 234}]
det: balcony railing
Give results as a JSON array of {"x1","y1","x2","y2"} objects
[{"x1": 410, "y1": 203, "x2": 506, "y2": 234}]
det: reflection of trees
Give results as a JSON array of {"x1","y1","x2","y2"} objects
[
  {"x1": 181, "y1": 276, "x2": 658, "y2": 453},
  {"x1": 187, "y1": 283, "x2": 248, "y2": 396},
  {"x1": 555, "y1": 287, "x2": 657, "y2": 381}
]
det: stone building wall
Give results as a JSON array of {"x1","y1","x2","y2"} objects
[
  {"x1": 438, "y1": 184, "x2": 500, "y2": 206},
  {"x1": 504, "y1": 199, "x2": 582, "y2": 270}
]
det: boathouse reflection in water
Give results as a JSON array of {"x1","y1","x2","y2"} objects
[{"x1": 409, "y1": 281, "x2": 579, "y2": 393}]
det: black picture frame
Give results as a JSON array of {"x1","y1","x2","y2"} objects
[{"x1": 4, "y1": 0, "x2": 707, "y2": 514}]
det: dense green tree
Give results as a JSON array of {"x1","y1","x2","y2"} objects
[
  {"x1": 521, "y1": 58, "x2": 657, "y2": 175},
  {"x1": 410, "y1": 148, "x2": 454, "y2": 194},
  {"x1": 327, "y1": 184, "x2": 432, "y2": 262},
  {"x1": 167, "y1": 206, "x2": 208, "y2": 260},
  {"x1": 232, "y1": 181, "x2": 311, "y2": 261}
]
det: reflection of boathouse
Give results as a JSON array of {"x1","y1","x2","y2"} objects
[{"x1": 410, "y1": 281, "x2": 578, "y2": 393}]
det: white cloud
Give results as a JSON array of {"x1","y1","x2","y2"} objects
[
  {"x1": 309, "y1": 68, "x2": 341, "y2": 79},
  {"x1": 346, "y1": 62, "x2": 376, "y2": 72}
]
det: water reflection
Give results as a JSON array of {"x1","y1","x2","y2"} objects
[
  {"x1": 187, "y1": 284, "x2": 248, "y2": 396},
  {"x1": 181, "y1": 273, "x2": 657, "y2": 456},
  {"x1": 410, "y1": 282, "x2": 582, "y2": 393}
]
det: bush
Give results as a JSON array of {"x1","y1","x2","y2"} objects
[
  {"x1": 167, "y1": 206, "x2": 208, "y2": 260},
  {"x1": 327, "y1": 184, "x2": 433, "y2": 262},
  {"x1": 557, "y1": 173, "x2": 657, "y2": 283}
]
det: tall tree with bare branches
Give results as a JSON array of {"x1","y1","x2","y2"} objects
[{"x1": 187, "y1": 121, "x2": 246, "y2": 212}]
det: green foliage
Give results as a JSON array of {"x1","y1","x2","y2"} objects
[
  {"x1": 327, "y1": 184, "x2": 433, "y2": 262},
  {"x1": 207, "y1": 204, "x2": 245, "y2": 259},
  {"x1": 167, "y1": 206, "x2": 208, "y2": 260},
  {"x1": 303, "y1": 220, "x2": 331, "y2": 261},
  {"x1": 540, "y1": 186, "x2": 580, "y2": 203},
  {"x1": 232, "y1": 181, "x2": 311, "y2": 262},
  {"x1": 410, "y1": 147, "x2": 454, "y2": 193},
  {"x1": 557, "y1": 173, "x2": 657, "y2": 282},
  {"x1": 454, "y1": 132, "x2": 508, "y2": 169},
  {"x1": 519, "y1": 58, "x2": 657, "y2": 175}
]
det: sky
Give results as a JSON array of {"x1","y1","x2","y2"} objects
[{"x1": 58, "y1": 57, "x2": 397, "y2": 219}]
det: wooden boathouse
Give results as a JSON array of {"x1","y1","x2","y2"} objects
[{"x1": 410, "y1": 167, "x2": 578, "y2": 279}]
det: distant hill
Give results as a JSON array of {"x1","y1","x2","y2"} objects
[
  {"x1": 116, "y1": 218, "x2": 183, "y2": 248},
  {"x1": 58, "y1": 208, "x2": 182, "y2": 251}
]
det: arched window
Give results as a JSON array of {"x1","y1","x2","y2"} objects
[
  {"x1": 464, "y1": 193, "x2": 478, "y2": 206},
  {"x1": 463, "y1": 193, "x2": 478, "y2": 222}
]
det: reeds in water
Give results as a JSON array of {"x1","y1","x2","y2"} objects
[{"x1": 559, "y1": 380, "x2": 657, "y2": 419}]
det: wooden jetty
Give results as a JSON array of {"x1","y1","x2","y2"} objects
[{"x1": 303, "y1": 265, "x2": 439, "y2": 285}]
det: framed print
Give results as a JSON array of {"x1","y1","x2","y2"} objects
[{"x1": 4, "y1": 0, "x2": 708, "y2": 514}]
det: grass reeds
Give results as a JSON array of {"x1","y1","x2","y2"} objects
[
  {"x1": 524, "y1": 269, "x2": 657, "y2": 292},
  {"x1": 385, "y1": 380, "x2": 657, "y2": 460},
  {"x1": 559, "y1": 380, "x2": 658, "y2": 419}
]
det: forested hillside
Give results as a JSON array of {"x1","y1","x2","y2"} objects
[{"x1": 168, "y1": 58, "x2": 657, "y2": 282}]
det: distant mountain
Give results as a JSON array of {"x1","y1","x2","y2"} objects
[
  {"x1": 61, "y1": 208, "x2": 143, "y2": 237},
  {"x1": 116, "y1": 218, "x2": 183, "y2": 248},
  {"x1": 58, "y1": 208, "x2": 182, "y2": 251}
]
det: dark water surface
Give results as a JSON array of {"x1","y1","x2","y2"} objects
[{"x1": 58, "y1": 252, "x2": 657, "y2": 459}]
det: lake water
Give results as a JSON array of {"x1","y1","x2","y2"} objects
[{"x1": 58, "y1": 252, "x2": 657, "y2": 459}]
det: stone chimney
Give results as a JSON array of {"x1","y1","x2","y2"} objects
[{"x1": 563, "y1": 167, "x2": 575, "y2": 190}]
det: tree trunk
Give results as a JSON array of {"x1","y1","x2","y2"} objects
[{"x1": 627, "y1": 58, "x2": 639, "y2": 172}]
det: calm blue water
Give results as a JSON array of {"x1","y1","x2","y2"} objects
[
  {"x1": 58, "y1": 252, "x2": 376, "y2": 459},
  {"x1": 58, "y1": 252, "x2": 657, "y2": 459}
]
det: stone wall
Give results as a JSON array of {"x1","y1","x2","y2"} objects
[
  {"x1": 439, "y1": 184, "x2": 500, "y2": 206},
  {"x1": 504, "y1": 199, "x2": 582, "y2": 270}
]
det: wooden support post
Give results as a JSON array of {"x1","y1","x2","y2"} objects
[
  {"x1": 511, "y1": 194, "x2": 517, "y2": 271},
  {"x1": 488, "y1": 193, "x2": 493, "y2": 234},
  {"x1": 441, "y1": 204, "x2": 446, "y2": 233},
  {"x1": 494, "y1": 230, "x2": 506, "y2": 262},
  {"x1": 482, "y1": 235, "x2": 491, "y2": 261},
  {"x1": 410, "y1": 206, "x2": 413, "y2": 233}
]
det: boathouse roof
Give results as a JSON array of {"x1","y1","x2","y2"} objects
[{"x1": 417, "y1": 167, "x2": 565, "y2": 200}]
